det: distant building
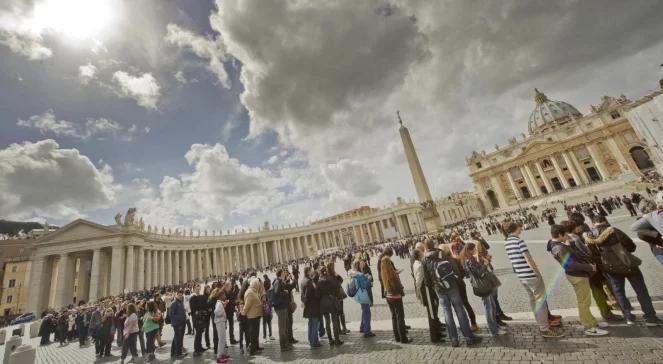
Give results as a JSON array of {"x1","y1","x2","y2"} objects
[
  {"x1": 625, "y1": 83, "x2": 663, "y2": 174},
  {"x1": 466, "y1": 88, "x2": 656, "y2": 210},
  {"x1": 0, "y1": 240, "x2": 32, "y2": 317},
  {"x1": 435, "y1": 191, "x2": 485, "y2": 225}
]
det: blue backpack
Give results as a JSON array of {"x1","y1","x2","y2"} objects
[
  {"x1": 346, "y1": 278, "x2": 358, "y2": 298},
  {"x1": 433, "y1": 259, "x2": 457, "y2": 291}
]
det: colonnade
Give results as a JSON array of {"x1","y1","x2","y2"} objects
[{"x1": 27, "y1": 208, "x2": 423, "y2": 313}]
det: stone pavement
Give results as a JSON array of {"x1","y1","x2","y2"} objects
[{"x1": 3, "y1": 204, "x2": 663, "y2": 363}]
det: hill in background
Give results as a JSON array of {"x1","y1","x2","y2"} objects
[{"x1": 0, "y1": 220, "x2": 46, "y2": 236}]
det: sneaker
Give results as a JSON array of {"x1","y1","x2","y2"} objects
[
  {"x1": 269, "y1": 336, "x2": 275, "y2": 341},
  {"x1": 541, "y1": 329, "x2": 565, "y2": 338},
  {"x1": 549, "y1": 314, "x2": 562, "y2": 321},
  {"x1": 498, "y1": 313, "x2": 513, "y2": 321},
  {"x1": 626, "y1": 319, "x2": 636, "y2": 326},
  {"x1": 603, "y1": 313, "x2": 623, "y2": 322},
  {"x1": 470, "y1": 323, "x2": 479, "y2": 332},
  {"x1": 497, "y1": 320, "x2": 508, "y2": 327},
  {"x1": 451, "y1": 341, "x2": 460, "y2": 347},
  {"x1": 364, "y1": 332, "x2": 376, "y2": 338},
  {"x1": 467, "y1": 336, "x2": 482, "y2": 346},
  {"x1": 549, "y1": 319, "x2": 561, "y2": 327},
  {"x1": 583, "y1": 327, "x2": 609, "y2": 337},
  {"x1": 597, "y1": 321, "x2": 609, "y2": 328},
  {"x1": 645, "y1": 318, "x2": 663, "y2": 327},
  {"x1": 496, "y1": 329, "x2": 508, "y2": 336}
]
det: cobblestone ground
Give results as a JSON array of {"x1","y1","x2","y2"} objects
[{"x1": 2, "y1": 205, "x2": 663, "y2": 363}]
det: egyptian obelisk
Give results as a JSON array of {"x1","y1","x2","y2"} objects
[{"x1": 398, "y1": 111, "x2": 442, "y2": 232}]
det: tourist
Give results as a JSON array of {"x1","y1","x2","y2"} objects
[
  {"x1": 75, "y1": 307, "x2": 88, "y2": 347},
  {"x1": 380, "y1": 247, "x2": 410, "y2": 343},
  {"x1": 630, "y1": 195, "x2": 663, "y2": 265},
  {"x1": 271, "y1": 269, "x2": 294, "y2": 352},
  {"x1": 334, "y1": 269, "x2": 350, "y2": 335},
  {"x1": 89, "y1": 307, "x2": 102, "y2": 352},
  {"x1": 236, "y1": 296, "x2": 248, "y2": 354},
  {"x1": 206, "y1": 285, "x2": 219, "y2": 354},
  {"x1": 565, "y1": 217, "x2": 623, "y2": 321},
  {"x1": 166, "y1": 291, "x2": 187, "y2": 359},
  {"x1": 471, "y1": 231, "x2": 511, "y2": 324},
  {"x1": 114, "y1": 303, "x2": 127, "y2": 348},
  {"x1": 548, "y1": 224, "x2": 609, "y2": 337},
  {"x1": 460, "y1": 242, "x2": 506, "y2": 337},
  {"x1": 426, "y1": 243, "x2": 478, "y2": 346},
  {"x1": 318, "y1": 263, "x2": 343, "y2": 345},
  {"x1": 120, "y1": 303, "x2": 139, "y2": 364},
  {"x1": 503, "y1": 221, "x2": 563, "y2": 338},
  {"x1": 142, "y1": 301, "x2": 161, "y2": 362},
  {"x1": 349, "y1": 260, "x2": 375, "y2": 338},
  {"x1": 419, "y1": 239, "x2": 446, "y2": 343},
  {"x1": 224, "y1": 281, "x2": 239, "y2": 345},
  {"x1": 213, "y1": 287, "x2": 230, "y2": 363},
  {"x1": 262, "y1": 274, "x2": 274, "y2": 341},
  {"x1": 190, "y1": 286, "x2": 210, "y2": 354},
  {"x1": 184, "y1": 289, "x2": 194, "y2": 335},
  {"x1": 300, "y1": 266, "x2": 322, "y2": 347},
  {"x1": 39, "y1": 313, "x2": 55, "y2": 346},
  {"x1": 584, "y1": 215, "x2": 662, "y2": 326},
  {"x1": 244, "y1": 278, "x2": 264, "y2": 355},
  {"x1": 98, "y1": 309, "x2": 114, "y2": 358},
  {"x1": 449, "y1": 236, "x2": 479, "y2": 332}
]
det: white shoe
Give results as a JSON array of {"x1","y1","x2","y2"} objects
[
  {"x1": 626, "y1": 320, "x2": 636, "y2": 326},
  {"x1": 584, "y1": 327, "x2": 609, "y2": 336},
  {"x1": 496, "y1": 329, "x2": 508, "y2": 336},
  {"x1": 597, "y1": 321, "x2": 609, "y2": 328}
]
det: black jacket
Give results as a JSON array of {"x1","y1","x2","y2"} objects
[
  {"x1": 549, "y1": 240, "x2": 594, "y2": 277},
  {"x1": 317, "y1": 273, "x2": 340, "y2": 314},
  {"x1": 300, "y1": 276, "x2": 321, "y2": 318},
  {"x1": 584, "y1": 225, "x2": 636, "y2": 252}
]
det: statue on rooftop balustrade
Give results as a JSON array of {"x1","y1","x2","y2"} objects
[
  {"x1": 124, "y1": 208, "x2": 136, "y2": 226},
  {"x1": 114, "y1": 213, "x2": 122, "y2": 225}
]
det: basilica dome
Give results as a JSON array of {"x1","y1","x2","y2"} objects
[{"x1": 528, "y1": 88, "x2": 582, "y2": 133}]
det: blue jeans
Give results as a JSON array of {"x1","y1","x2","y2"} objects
[
  {"x1": 171, "y1": 324, "x2": 185, "y2": 357},
  {"x1": 606, "y1": 269, "x2": 658, "y2": 321},
  {"x1": 482, "y1": 291, "x2": 499, "y2": 335},
  {"x1": 307, "y1": 318, "x2": 320, "y2": 346},
  {"x1": 435, "y1": 286, "x2": 475, "y2": 344},
  {"x1": 360, "y1": 304, "x2": 372, "y2": 334},
  {"x1": 655, "y1": 252, "x2": 663, "y2": 266}
]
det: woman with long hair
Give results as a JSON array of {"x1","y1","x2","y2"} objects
[
  {"x1": 142, "y1": 301, "x2": 161, "y2": 362},
  {"x1": 449, "y1": 237, "x2": 478, "y2": 331},
  {"x1": 460, "y1": 242, "x2": 505, "y2": 337},
  {"x1": 120, "y1": 303, "x2": 140, "y2": 364},
  {"x1": 380, "y1": 247, "x2": 410, "y2": 343}
]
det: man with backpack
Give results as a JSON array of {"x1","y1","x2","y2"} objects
[
  {"x1": 424, "y1": 243, "x2": 479, "y2": 347},
  {"x1": 420, "y1": 239, "x2": 446, "y2": 343},
  {"x1": 301, "y1": 266, "x2": 322, "y2": 347},
  {"x1": 584, "y1": 215, "x2": 662, "y2": 326},
  {"x1": 269, "y1": 269, "x2": 294, "y2": 352}
]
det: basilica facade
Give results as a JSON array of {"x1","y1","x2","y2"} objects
[{"x1": 466, "y1": 88, "x2": 656, "y2": 210}]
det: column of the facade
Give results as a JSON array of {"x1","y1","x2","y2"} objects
[
  {"x1": 506, "y1": 169, "x2": 523, "y2": 200},
  {"x1": 523, "y1": 164, "x2": 542, "y2": 196},
  {"x1": 76, "y1": 255, "x2": 91, "y2": 303},
  {"x1": 562, "y1": 151, "x2": 583, "y2": 186},
  {"x1": 204, "y1": 248, "x2": 211, "y2": 278},
  {"x1": 54, "y1": 254, "x2": 75, "y2": 308},
  {"x1": 173, "y1": 250, "x2": 180, "y2": 284},
  {"x1": 110, "y1": 246, "x2": 125, "y2": 295},
  {"x1": 272, "y1": 242, "x2": 279, "y2": 265},
  {"x1": 145, "y1": 249, "x2": 152, "y2": 290},
  {"x1": 489, "y1": 175, "x2": 508, "y2": 207},
  {"x1": 586, "y1": 143, "x2": 608, "y2": 181},
  {"x1": 151, "y1": 250, "x2": 158, "y2": 288},
  {"x1": 167, "y1": 250, "x2": 175, "y2": 285},
  {"x1": 188, "y1": 250, "x2": 195, "y2": 281},
  {"x1": 135, "y1": 246, "x2": 145, "y2": 291},
  {"x1": 605, "y1": 137, "x2": 632, "y2": 174},
  {"x1": 535, "y1": 161, "x2": 553, "y2": 193},
  {"x1": 125, "y1": 245, "x2": 135, "y2": 292},
  {"x1": 569, "y1": 149, "x2": 590, "y2": 184},
  {"x1": 89, "y1": 249, "x2": 102, "y2": 302},
  {"x1": 550, "y1": 155, "x2": 570, "y2": 189}
]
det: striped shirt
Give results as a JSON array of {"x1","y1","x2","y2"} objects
[{"x1": 504, "y1": 235, "x2": 537, "y2": 279}]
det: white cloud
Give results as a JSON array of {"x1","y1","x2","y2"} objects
[
  {"x1": 323, "y1": 159, "x2": 381, "y2": 197},
  {"x1": 17, "y1": 110, "x2": 145, "y2": 140},
  {"x1": 174, "y1": 70, "x2": 187, "y2": 84},
  {"x1": 17, "y1": 109, "x2": 78, "y2": 137},
  {"x1": 0, "y1": 29, "x2": 52, "y2": 60},
  {"x1": 111, "y1": 70, "x2": 161, "y2": 109},
  {"x1": 78, "y1": 63, "x2": 97, "y2": 84},
  {"x1": 165, "y1": 23, "x2": 230, "y2": 88},
  {"x1": 0, "y1": 139, "x2": 117, "y2": 221}
]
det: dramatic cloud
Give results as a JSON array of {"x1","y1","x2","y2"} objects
[
  {"x1": 112, "y1": 71, "x2": 161, "y2": 109},
  {"x1": 323, "y1": 159, "x2": 381, "y2": 197},
  {"x1": 78, "y1": 63, "x2": 97, "y2": 84},
  {"x1": 165, "y1": 23, "x2": 230, "y2": 88},
  {"x1": 0, "y1": 139, "x2": 116, "y2": 221},
  {"x1": 0, "y1": 29, "x2": 52, "y2": 60}
]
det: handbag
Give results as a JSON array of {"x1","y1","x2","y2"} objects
[{"x1": 470, "y1": 271, "x2": 499, "y2": 297}]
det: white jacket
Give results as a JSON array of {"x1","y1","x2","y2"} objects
[{"x1": 214, "y1": 300, "x2": 227, "y2": 324}]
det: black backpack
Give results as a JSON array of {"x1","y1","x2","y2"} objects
[{"x1": 598, "y1": 242, "x2": 641, "y2": 275}]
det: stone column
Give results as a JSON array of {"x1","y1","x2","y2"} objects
[
  {"x1": 605, "y1": 137, "x2": 631, "y2": 173},
  {"x1": 247, "y1": 244, "x2": 254, "y2": 268},
  {"x1": 110, "y1": 246, "x2": 125, "y2": 295},
  {"x1": 172, "y1": 250, "x2": 179, "y2": 284},
  {"x1": 89, "y1": 249, "x2": 102, "y2": 302},
  {"x1": 125, "y1": 245, "x2": 135, "y2": 292},
  {"x1": 523, "y1": 163, "x2": 541, "y2": 196},
  {"x1": 506, "y1": 169, "x2": 522, "y2": 200},
  {"x1": 159, "y1": 250, "x2": 165, "y2": 286},
  {"x1": 568, "y1": 149, "x2": 590, "y2": 184},
  {"x1": 27, "y1": 256, "x2": 50, "y2": 313},
  {"x1": 76, "y1": 256, "x2": 91, "y2": 303},
  {"x1": 204, "y1": 248, "x2": 210, "y2": 278},
  {"x1": 145, "y1": 249, "x2": 152, "y2": 290},
  {"x1": 55, "y1": 253, "x2": 74, "y2": 308},
  {"x1": 189, "y1": 250, "x2": 196, "y2": 280},
  {"x1": 167, "y1": 250, "x2": 175, "y2": 285},
  {"x1": 562, "y1": 151, "x2": 582, "y2": 186},
  {"x1": 586, "y1": 143, "x2": 608, "y2": 181},
  {"x1": 135, "y1": 246, "x2": 145, "y2": 291},
  {"x1": 535, "y1": 161, "x2": 553, "y2": 193},
  {"x1": 489, "y1": 175, "x2": 508, "y2": 207},
  {"x1": 550, "y1": 155, "x2": 570, "y2": 189},
  {"x1": 151, "y1": 250, "x2": 158, "y2": 288}
]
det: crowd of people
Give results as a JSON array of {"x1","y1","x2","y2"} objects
[{"x1": 29, "y1": 190, "x2": 663, "y2": 363}]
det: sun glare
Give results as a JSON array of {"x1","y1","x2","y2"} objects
[{"x1": 28, "y1": 0, "x2": 118, "y2": 40}]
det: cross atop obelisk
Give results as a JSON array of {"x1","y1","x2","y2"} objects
[{"x1": 397, "y1": 111, "x2": 442, "y2": 231}]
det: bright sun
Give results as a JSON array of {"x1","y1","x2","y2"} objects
[{"x1": 28, "y1": 0, "x2": 118, "y2": 40}]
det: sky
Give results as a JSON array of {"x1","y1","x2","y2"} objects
[{"x1": 1, "y1": 0, "x2": 663, "y2": 232}]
